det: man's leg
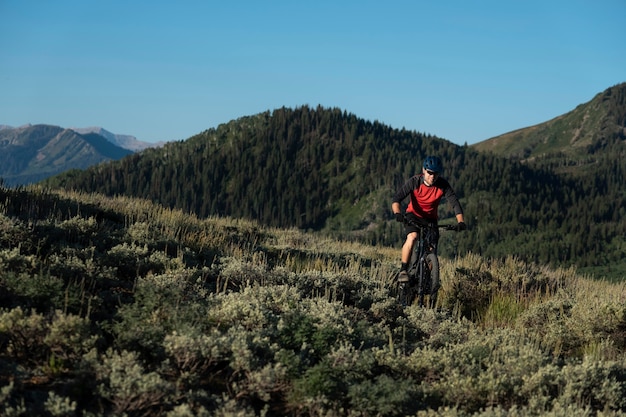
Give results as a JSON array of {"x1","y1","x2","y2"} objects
[{"x1": 398, "y1": 232, "x2": 418, "y2": 282}]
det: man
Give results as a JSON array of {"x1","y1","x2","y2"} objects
[{"x1": 391, "y1": 155, "x2": 466, "y2": 293}]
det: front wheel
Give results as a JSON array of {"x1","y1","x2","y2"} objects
[{"x1": 425, "y1": 253, "x2": 440, "y2": 308}]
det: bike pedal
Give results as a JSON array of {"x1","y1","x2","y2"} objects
[{"x1": 398, "y1": 271, "x2": 409, "y2": 283}]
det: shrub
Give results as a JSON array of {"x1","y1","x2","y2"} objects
[
  {"x1": 0, "y1": 214, "x2": 32, "y2": 252},
  {"x1": 1, "y1": 271, "x2": 66, "y2": 311},
  {"x1": 93, "y1": 348, "x2": 174, "y2": 416},
  {"x1": 516, "y1": 294, "x2": 574, "y2": 355},
  {"x1": 163, "y1": 328, "x2": 232, "y2": 384},
  {"x1": 0, "y1": 247, "x2": 37, "y2": 274},
  {"x1": 348, "y1": 374, "x2": 419, "y2": 416},
  {"x1": 205, "y1": 284, "x2": 302, "y2": 332},
  {"x1": 105, "y1": 242, "x2": 149, "y2": 278},
  {"x1": 0, "y1": 382, "x2": 27, "y2": 417},
  {"x1": 44, "y1": 310, "x2": 98, "y2": 364},
  {"x1": 443, "y1": 266, "x2": 495, "y2": 320},
  {"x1": 0, "y1": 306, "x2": 47, "y2": 363},
  {"x1": 554, "y1": 358, "x2": 626, "y2": 412},
  {"x1": 57, "y1": 215, "x2": 98, "y2": 245},
  {"x1": 403, "y1": 328, "x2": 551, "y2": 413},
  {"x1": 111, "y1": 281, "x2": 193, "y2": 362},
  {"x1": 44, "y1": 391, "x2": 77, "y2": 417}
]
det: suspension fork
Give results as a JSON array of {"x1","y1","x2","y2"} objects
[{"x1": 415, "y1": 226, "x2": 428, "y2": 307}]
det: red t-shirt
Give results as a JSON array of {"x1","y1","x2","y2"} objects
[{"x1": 392, "y1": 174, "x2": 463, "y2": 221}]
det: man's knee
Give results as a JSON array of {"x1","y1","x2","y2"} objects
[{"x1": 405, "y1": 232, "x2": 418, "y2": 243}]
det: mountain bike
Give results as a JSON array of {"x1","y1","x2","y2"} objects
[{"x1": 397, "y1": 216, "x2": 459, "y2": 308}]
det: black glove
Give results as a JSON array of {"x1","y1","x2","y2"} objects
[
  {"x1": 456, "y1": 222, "x2": 467, "y2": 231},
  {"x1": 395, "y1": 213, "x2": 404, "y2": 223}
]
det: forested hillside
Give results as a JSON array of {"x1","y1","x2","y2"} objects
[
  {"x1": 45, "y1": 104, "x2": 626, "y2": 280},
  {"x1": 473, "y1": 82, "x2": 626, "y2": 174}
]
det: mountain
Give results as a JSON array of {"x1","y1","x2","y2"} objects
[
  {"x1": 472, "y1": 82, "x2": 626, "y2": 174},
  {"x1": 43, "y1": 100, "x2": 626, "y2": 280},
  {"x1": 71, "y1": 126, "x2": 163, "y2": 151},
  {"x1": 0, "y1": 124, "x2": 134, "y2": 186},
  {"x1": 46, "y1": 106, "x2": 465, "y2": 232}
]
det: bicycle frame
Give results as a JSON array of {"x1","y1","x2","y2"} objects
[{"x1": 398, "y1": 217, "x2": 456, "y2": 308}]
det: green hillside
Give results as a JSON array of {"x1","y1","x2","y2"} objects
[
  {"x1": 44, "y1": 103, "x2": 626, "y2": 280},
  {"x1": 472, "y1": 82, "x2": 626, "y2": 174},
  {"x1": 45, "y1": 106, "x2": 465, "y2": 233},
  {"x1": 1, "y1": 185, "x2": 625, "y2": 416}
]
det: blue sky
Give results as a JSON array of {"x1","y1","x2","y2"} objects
[{"x1": 1, "y1": 1, "x2": 624, "y2": 145}]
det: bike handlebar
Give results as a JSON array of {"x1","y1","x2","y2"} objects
[
  {"x1": 402, "y1": 215, "x2": 462, "y2": 232},
  {"x1": 439, "y1": 224, "x2": 460, "y2": 231}
]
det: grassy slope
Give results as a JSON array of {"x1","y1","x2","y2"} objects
[
  {"x1": 39, "y1": 100, "x2": 626, "y2": 280},
  {"x1": 0, "y1": 186, "x2": 625, "y2": 416},
  {"x1": 471, "y1": 82, "x2": 625, "y2": 170}
]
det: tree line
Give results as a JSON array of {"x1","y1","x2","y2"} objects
[{"x1": 44, "y1": 105, "x2": 626, "y2": 279}]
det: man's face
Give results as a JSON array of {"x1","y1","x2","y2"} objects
[{"x1": 423, "y1": 167, "x2": 439, "y2": 186}]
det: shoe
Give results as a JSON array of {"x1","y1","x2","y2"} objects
[{"x1": 398, "y1": 271, "x2": 409, "y2": 283}]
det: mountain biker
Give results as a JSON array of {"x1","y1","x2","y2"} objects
[{"x1": 391, "y1": 156, "x2": 466, "y2": 304}]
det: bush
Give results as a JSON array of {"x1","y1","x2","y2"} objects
[
  {"x1": 348, "y1": 374, "x2": 419, "y2": 416},
  {"x1": 554, "y1": 358, "x2": 626, "y2": 411},
  {"x1": 44, "y1": 310, "x2": 98, "y2": 364},
  {"x1": 0, "y1": 307, "x2": 47, "y2": 363},
  {"x1": 2, "y1": 187, "x2": 626, "y2": 416},
  {"x1": 92, "y1": 349, "x2": 174, "y2": 416}
]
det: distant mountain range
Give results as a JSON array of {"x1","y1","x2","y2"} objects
[
  {"x1": 70, "y1": 126, "x2": 162, "y2": 152},
  {"x1": 0, "y1": 124, "x2": 162, "y2": 186}
]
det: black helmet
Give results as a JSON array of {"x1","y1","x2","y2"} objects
[{"x1": 423, "y1": 156, "x2": 443, "y2": 174}]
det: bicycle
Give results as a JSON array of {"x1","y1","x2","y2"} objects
[{"x1": 396, "y1": 215, "x2": 459, "y2": 308}]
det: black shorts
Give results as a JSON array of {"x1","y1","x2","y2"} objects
[
  {"x1": 404, "y1": 213, "x2": 437, "y2": 234},
  {"x1": 404, "y1": 213, "x2": 439, "y2": 249}
]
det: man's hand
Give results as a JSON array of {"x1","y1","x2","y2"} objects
[
  {"x1": 395, "y1": 213, "x2": 404, "y2": 223},
  {"x1": 456, "y1": 222, "x2": 467, "y2": 231}
]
